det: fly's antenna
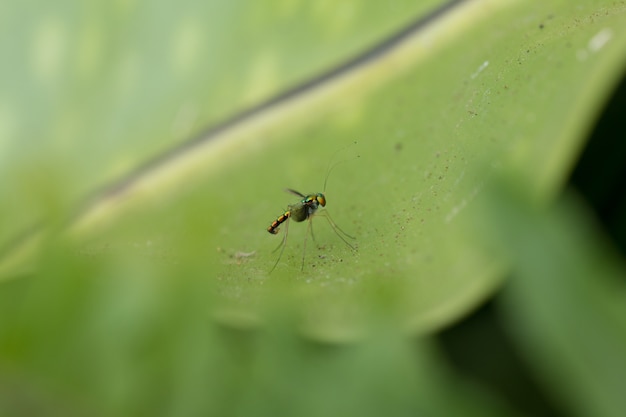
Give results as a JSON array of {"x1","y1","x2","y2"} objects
[{"x1": 323, "y1": 141, "x2": 359, "y2": 192}]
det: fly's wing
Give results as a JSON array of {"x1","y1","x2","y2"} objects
[{"x1": 285, "y1": 188, "x2": 305, "y2": 198}]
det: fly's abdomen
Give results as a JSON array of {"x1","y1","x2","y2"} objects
[{"x1": 267, "y1": 211, "x2": 290, "y2": 234}]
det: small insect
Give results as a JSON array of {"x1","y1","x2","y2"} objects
[{"x1": 267, "y1": 149, "x2": 357, "y2": 272}]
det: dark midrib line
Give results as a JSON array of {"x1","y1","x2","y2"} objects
[{"x1": 87, "y1": 0, "x2": 469, "y2": 203}]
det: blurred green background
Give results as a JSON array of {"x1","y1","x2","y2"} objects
[{"x1": 1, "y1": 0, "x2": 625, "y2": 416}]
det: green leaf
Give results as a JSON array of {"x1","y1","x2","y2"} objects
[
  {"x1": 0, "y1": 0, "x2": 625, "y2": 414},
  {"x1": 2, "y1": 0, "x2": 625, "y2": 338}
]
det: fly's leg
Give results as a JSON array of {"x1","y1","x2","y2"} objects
[
  {"x1": 300, "y1": 216, "x2": 315, "y2": 271},
  {"x1": 317, "y1": 211, "x2": 356, "y2": 250},
  {"x1": 270, "y1": 216, "x2": 290, "y2": 273}
]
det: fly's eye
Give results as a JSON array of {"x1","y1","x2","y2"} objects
[{"x1": 317, "y1": 193, "x2": 326, "y2": 206}]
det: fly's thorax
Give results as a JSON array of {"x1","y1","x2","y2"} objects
[
  {"x1": 289, "y1": 193, "x2": 325, "y2": 223},
  {"x1": 288, "y1": 201, "x2": 309, "y2": 222}
]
